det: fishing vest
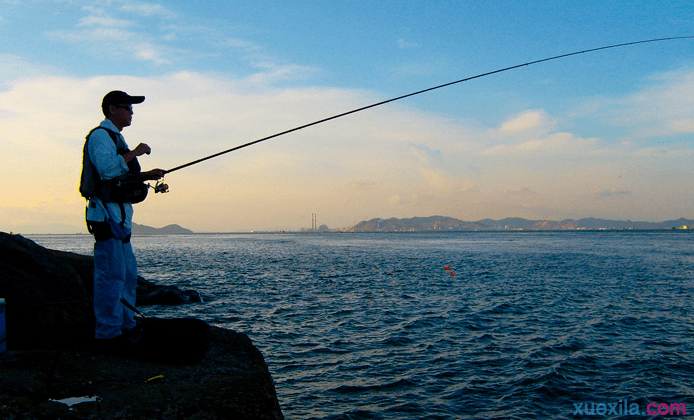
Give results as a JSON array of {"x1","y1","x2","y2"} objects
[{"x1": 79, "y1": 127, "x2": 149, "y2": 204}]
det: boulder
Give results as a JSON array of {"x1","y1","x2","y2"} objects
[
  {"x1": 0, "y1": 233, "x2": 93, "y2": 348},
  {"x1": 137, "y1": 277, "x2": 203, "y2": 306},
  {"x1": 0, "y1": 233, "x2": 205, "y2": 347},
  {"x1": 0, "y1": 232, "x2": 284, "y2": 419},
  {"x1": 0, "y1": 327, "x2": 284, "y2": 419}
]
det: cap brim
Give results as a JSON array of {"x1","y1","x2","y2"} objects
[{"x1": 128, "y1": 95, "x2": 145, "y2": 104}]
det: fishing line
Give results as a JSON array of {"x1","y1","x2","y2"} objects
[{"x1": 164, "y1": 36, "x2": 694, "y2": 175}]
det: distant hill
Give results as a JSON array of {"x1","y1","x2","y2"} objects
[
  {"x1": 347, "y1": 216, "x2": 694, "y2": 232},
  {"x1": 348, "y1": 216, "x2": 482, "y2": 232},
  {"x1": 132, "y1": 223, "x2": 194, "y2": 235}
]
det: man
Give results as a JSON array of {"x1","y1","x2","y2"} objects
[{"x1": 83, "y1": 90, "x2": 165, "y2": 350}]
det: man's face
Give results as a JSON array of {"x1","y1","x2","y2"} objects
[{"x1": 109, "y1": 104, "x2": 134, "y2": 130}]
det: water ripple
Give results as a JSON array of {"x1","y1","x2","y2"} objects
[{"x1": 30, "y1": 231, "x2": 694, "y2": 419}]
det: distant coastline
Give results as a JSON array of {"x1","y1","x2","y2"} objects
[
  {"x1": 344, "y1": 216, "x2": 694, "y2": 233},
  {"x1": 137, "y1": 216, "x2": 694, "y2": 234},
  {"x1": 24, "y1": 217, "x2": 691, "y2": 236}
]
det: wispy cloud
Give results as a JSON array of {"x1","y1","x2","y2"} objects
[
  {"x1": 43, "y1": 2, "x2": 303, "y2": 74},
  {"x1": 576, "y1": 68, "x2": 694, "y2": 140},
  {"x1": 506, "y1": 187, "x2": 535, "y2": 196},
  {"x1": 668, "y1": 119, "x2": 694, "y2": 133},
  {"x1": 76, "y1": 14, "x2": 133, "y2": 28},
  {"x1": 118, "y1": 2, "x2": 176, "y2": 18},
  {"x1": 409, "y1": 143, "x2": 443, "y2": 162},
  {"x1": 481, "y1": 130, "x2": 592, "y2": 156},
  {"x1": 594, "y1": 188, "x2": 632, "y2": 197},
  {"x1": 49, "y1": 5, "x2": 173, "y2": 65},
  {"x1": 397, "y1": 38, "x2": 420, "y2": 49},
  {"x1": 218, "y1": 38, "x2": 262, "y2": 52},
  {"x1": 134, "y1": 43, "x2": 170, "y2": 65},
  {"x1": 498, "y1": 110, "x2": 548, "y2": 133}
]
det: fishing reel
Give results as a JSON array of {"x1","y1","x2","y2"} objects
[{"x1": 150, "y1": 179, "x2": 169, "y2": 194}]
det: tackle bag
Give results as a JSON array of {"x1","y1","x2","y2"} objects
[{"x1": 98, "y1": 173, "x2": 149, "y2": 204}]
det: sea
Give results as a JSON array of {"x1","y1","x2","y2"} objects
[{"x1": 28, "y1": 230, "x2": 694, "y2": 419}]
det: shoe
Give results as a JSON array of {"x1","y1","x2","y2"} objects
[{"x1": 123, "y1": 324, "x2": 144, "y2": 344}]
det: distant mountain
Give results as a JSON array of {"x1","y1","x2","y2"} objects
[
  {"x1": 132, "y1": 223, "x2": 194, "y2": 235},
  {"x1": 347, "y1": 216, "x2": 694, "y2": 232},
  {"x1": 348, "y1": 216, "x2": 480, "y2": 232}
]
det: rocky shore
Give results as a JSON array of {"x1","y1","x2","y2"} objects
[{"x1": 0, "y1": 232, "x2": 284, "y2": 419}]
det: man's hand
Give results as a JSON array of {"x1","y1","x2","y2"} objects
[
  {"x1": 133, "y1": 143, "x2": 152, "y2": 156},
  {"x1": 142, "y1": 169, "x2": 166, "y2": 180}
]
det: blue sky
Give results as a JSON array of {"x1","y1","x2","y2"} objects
[{"x1": 1, "y1": 1, "x2": 694, "y2": 233}]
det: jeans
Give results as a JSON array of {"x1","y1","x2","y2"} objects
[{"x1": 93, "y1": 237, "x2": 138, "y2": 339}]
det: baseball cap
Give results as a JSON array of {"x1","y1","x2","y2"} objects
[{"x1": 102, "y1": 90, "x2": 145, "y2": 107}]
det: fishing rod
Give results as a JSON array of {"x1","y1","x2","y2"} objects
[{"x1": 163, "y1": 36, "x2": 693, "y2": 176}]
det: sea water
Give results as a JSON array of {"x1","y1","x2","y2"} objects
[{"x1": 29, "y1": 231, "x2": 694, "y2": 419}]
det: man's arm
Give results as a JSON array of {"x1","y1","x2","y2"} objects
[
  {"x1": 121, "y1": 143, "x2": 151, "y2": 163},
  {"x1": 141, "y1": 169, "x2": 166, "y2": 180}
]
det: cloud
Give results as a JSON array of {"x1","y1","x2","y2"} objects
[
  {"x1": 506, "y1": 187, "x2": 535, "y2": 196},
  {"x1": 3, "y1": 60, "x2": 694, "y2": 232},
  {"x1": 135, "y1": 43, "x2": 171, "y2": 65},
  {"x1": 478, "y1": 110, "x2": 585, "y2": 156},
  {"x1": 76, "y1": 14, "x2": 132, "y2": 28},
  {"x1": 397, "y1": 38, "x2": 420, "y2": 49},
  {"x1": 594, "y1": 188, "x2": 633, "y2": 197},
  {"x1": 498, "y1": 110, "x2": 548, "y2": 133},
  {"x1": 480, "y1": 131, "x2": 586, "y2": 156},
  {"x1": 59, "y1": 3, "x2": 313, "y2": 73},
  {"x1": 46, "y1": 4, "x2": 242, "y2": 67},
  {"x1": 418, "y1": 167, "x2": 450, "y2": 191},
  {"x1": 49, "y1": 8, "x2": 173, "y2": 65},
  {"x1": 409, "y1": 143, "x2": 443, "y2": 162},
  {"x1": 118, "y1": 2, "x2": 176, "y2": 18},
  {"x1": 577, "y1": 68, "x2": 694, "y2": 139},
  {"x1": 245, "y1": 64, "x2": 319, "y2": 84},
  {"x1": 669, "y1": 119, "x2": 694, "y2": 133},
  {"x1": 347, "y1": 179, "x2": 377, "y2": 190},
  {"x1": 0, "y1": 70, "x2": 483, "y2": 231},
  {"x1": 0, "y1": 55, "x2": 62, "y2": 86},
  {"x1": 218, "y1": 38, "x2": 262, "y2": 51}
]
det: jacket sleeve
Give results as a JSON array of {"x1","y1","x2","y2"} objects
[{"x1": 87, "y1": 129, "x2": 129, "y2": 181}]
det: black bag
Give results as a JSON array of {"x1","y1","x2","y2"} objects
[
  {"x1": 99, "y1": 173, "x2": 149, "y2": 204},
  {"x1": 135, "y1": 318, "x2": 210, "y2": 364}
]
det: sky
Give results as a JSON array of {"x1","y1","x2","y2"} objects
[{"x1": 1, "y1": 1, "x2": 694, "y2": 233}]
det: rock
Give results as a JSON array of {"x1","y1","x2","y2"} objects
[
  {"x1": 0, "y1": 232, "x2": 284, "y2": 419},
  {"x1": 137, "y1": 277, "x2": 203, "y2": 306},
  {"x1": 0, "y1": 232, "x2": 205, "y2": 347},
  {"x1": 0, "y1": 327, "x2": 284, "y2": 419},
  {"x1": 0, "y1": 232, "x2": 93, "y2": 348}
]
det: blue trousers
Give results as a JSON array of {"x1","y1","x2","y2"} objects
[{"x1": 93, "y1": 237, "x2": 138, "y2": 339}]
